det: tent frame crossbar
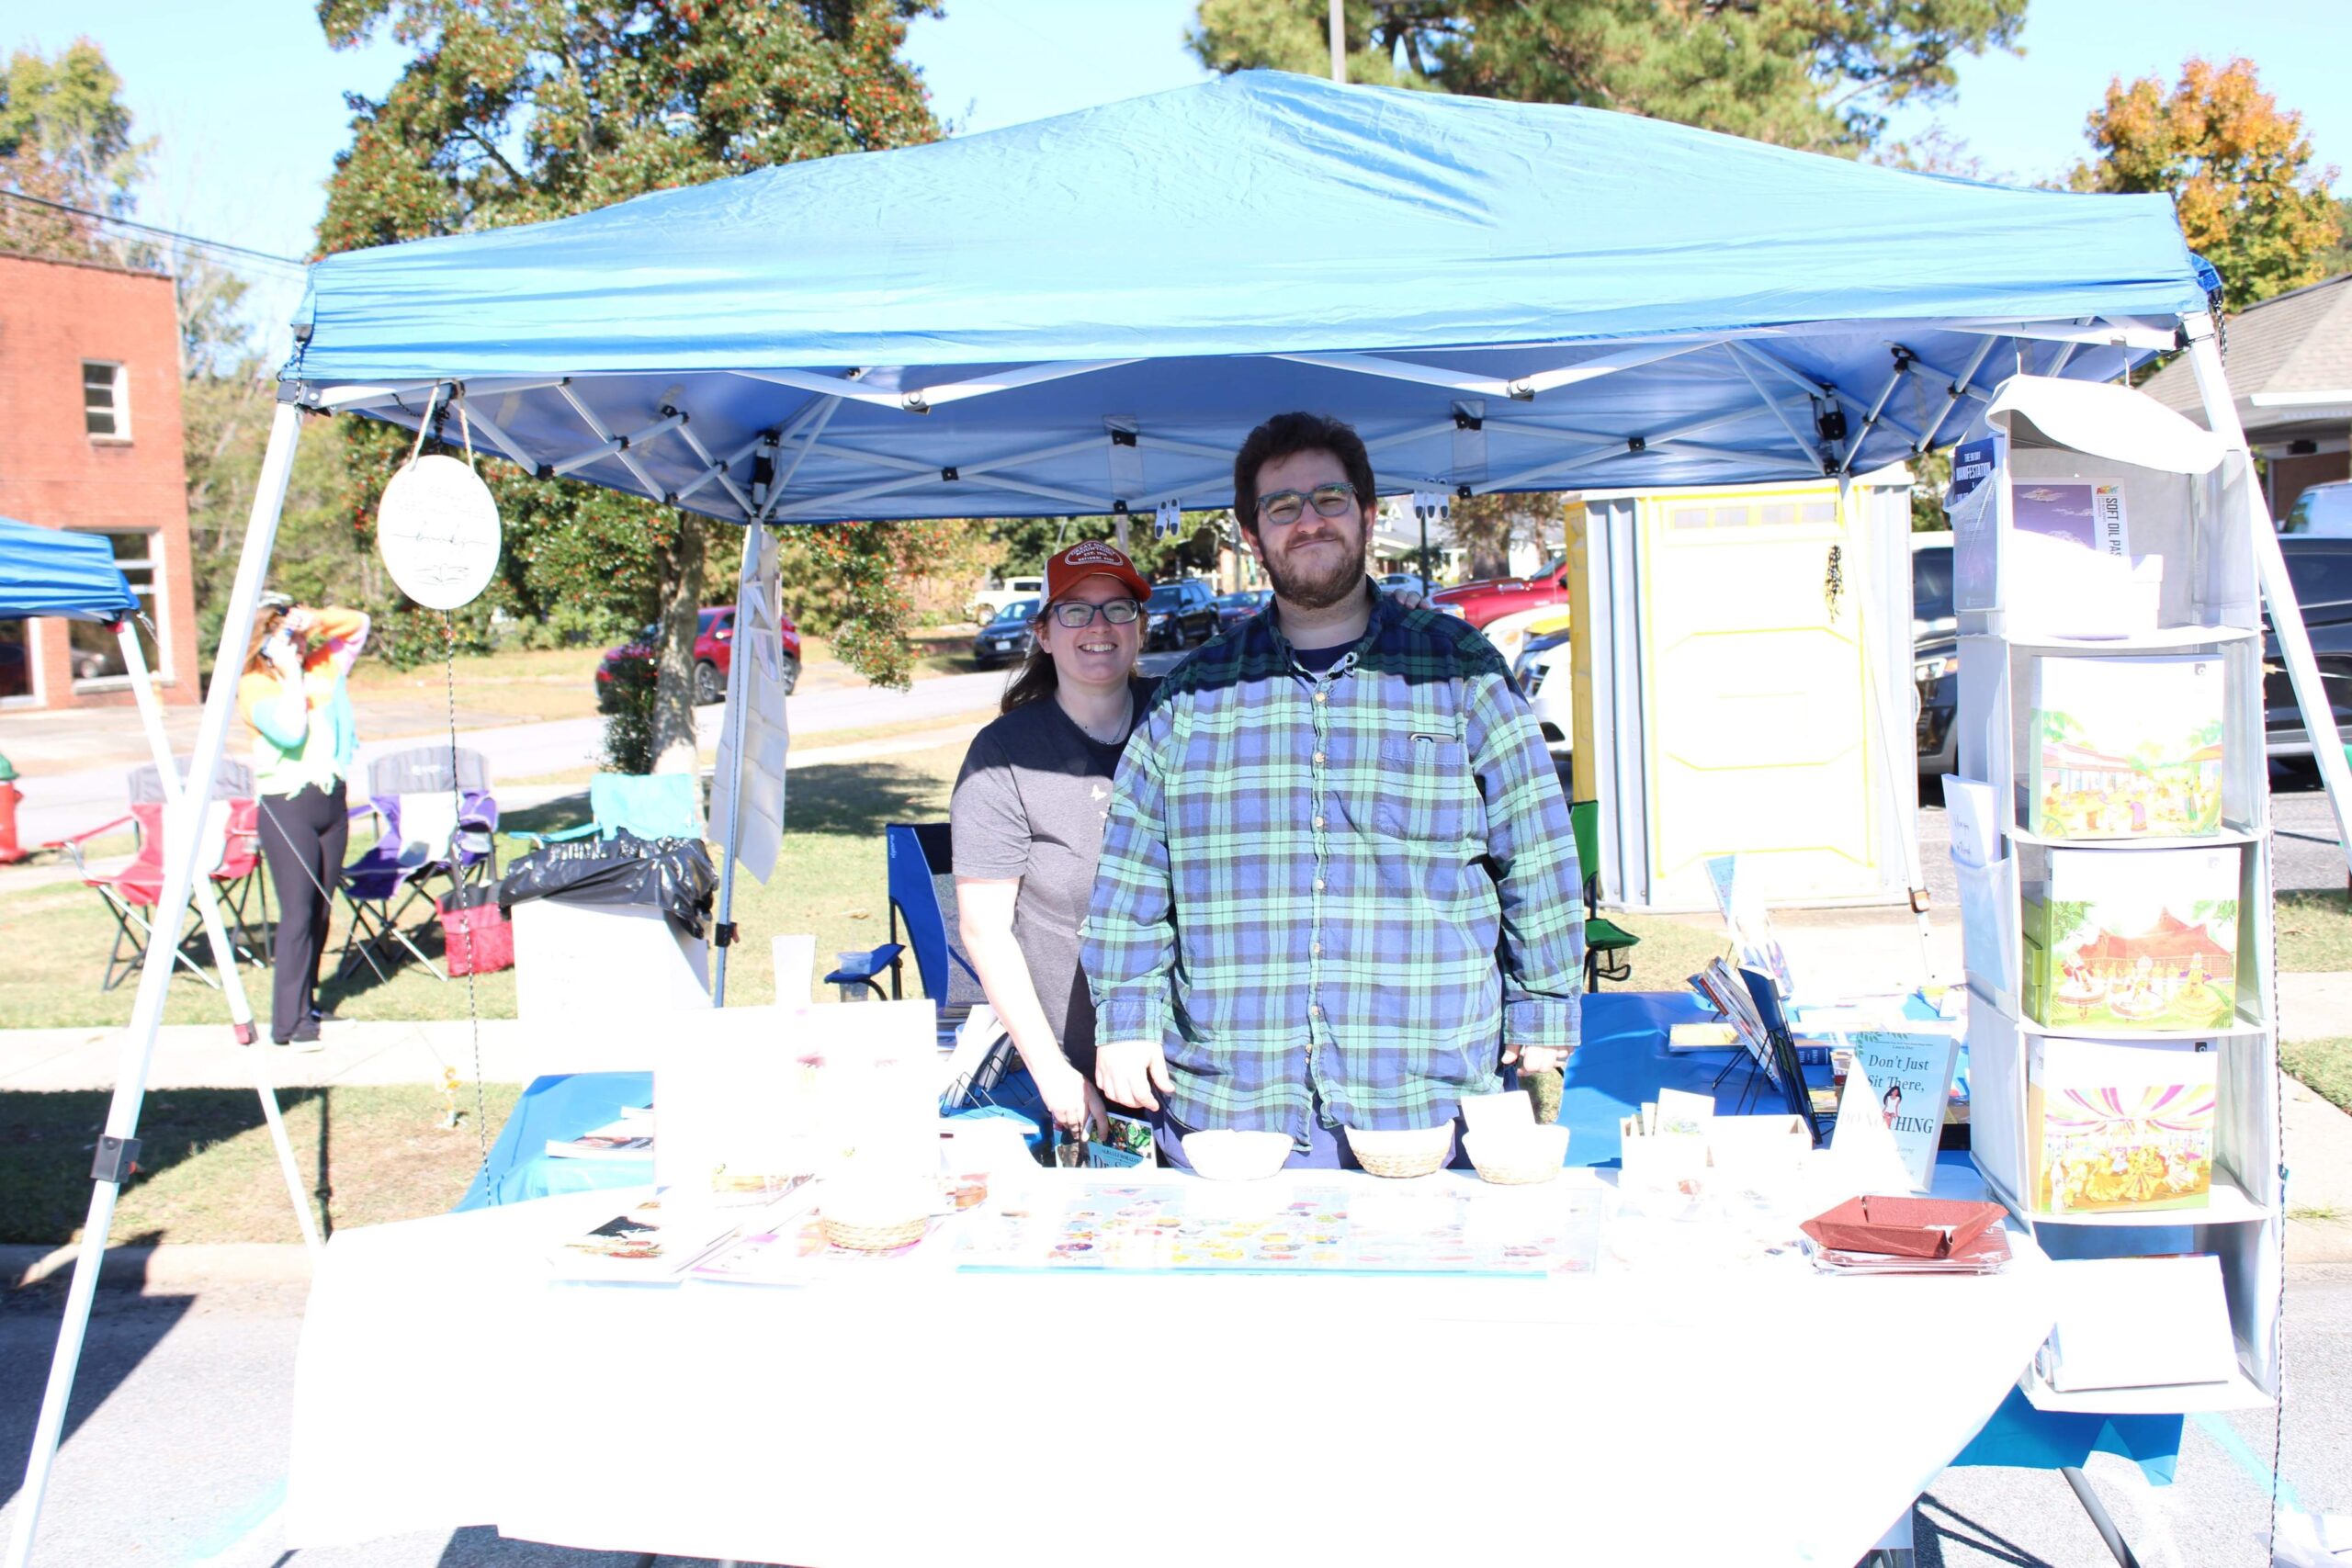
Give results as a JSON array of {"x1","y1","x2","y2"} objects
[{"x1": 299, "y1": 316, "x2": 2148, "y2": 526}]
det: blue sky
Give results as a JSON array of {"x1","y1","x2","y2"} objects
[{"x1": 4, "y1": 0, "x2": 2346, "y2": 353}]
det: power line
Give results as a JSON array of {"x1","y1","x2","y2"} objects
[{"x1": 0, "y1": 189, "x2": 310, "y2": 272}]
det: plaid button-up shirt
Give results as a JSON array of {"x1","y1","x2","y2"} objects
[{"x1": 1082, "y1": 585, "x2": 1584, "y2": 1144}]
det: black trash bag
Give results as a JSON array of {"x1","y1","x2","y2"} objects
[{"x1": 498, "y1": 829, "x2": 717, "y2": 940}]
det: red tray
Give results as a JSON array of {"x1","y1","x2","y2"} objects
[{"x1": 1800, "y1": 1196, "x2": 2004, "y2": 1258}]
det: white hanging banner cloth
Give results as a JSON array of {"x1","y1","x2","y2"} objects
[{"x1": 710, "y1": 524, "x2": 789, "y2": 886}]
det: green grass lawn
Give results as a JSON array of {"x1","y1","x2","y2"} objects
[
  {"x1": 2284, "y1": 1037, "x2": 2352, "y2": 1119},
  {"x1": 0, "y1": 1083, "x2": 525, "y2": 1247},
  {"x1": 0, "y1": 745, "x2": 971, "y2": 1029},
  {"x1": 2277, "y1": 890, "x2": 2352, "y2": 974}
]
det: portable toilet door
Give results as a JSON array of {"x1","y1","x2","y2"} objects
[{"x1": 1574, "y1": 474, "x2": 1918, "y2": 911}]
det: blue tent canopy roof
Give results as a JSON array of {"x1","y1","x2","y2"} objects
[
  {"x1": 283, "y1": 71, "x2": 2210, "y2": 525},
  {"x1": 0, "y1": 516, "x2": 140, "y2": 621}
]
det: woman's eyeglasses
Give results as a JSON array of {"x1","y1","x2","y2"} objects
[
  {"x1": 1050, "y1": 599, "x2": 1143, "y2": 628},
  {"x1": 1255, "y1": 482, "x2": 1359, "y2": 526}
]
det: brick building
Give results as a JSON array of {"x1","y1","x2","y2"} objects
[{"x1": 0, "y1": 252, "x2": 200, "y2": 709}]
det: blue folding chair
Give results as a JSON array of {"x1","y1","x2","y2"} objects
[
  {"x1": 506, "y1": 773, "x2": 703, "y2": 852},
  {"x1": 827, "y1": 823, "x2": 989, "y2": 1045}
]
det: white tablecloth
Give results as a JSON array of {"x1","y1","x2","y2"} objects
[{"x1": 285, "y1": 1173, "x2": 2055, "y2": 1567}]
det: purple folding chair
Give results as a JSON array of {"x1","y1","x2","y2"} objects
[{"x1": 337, "y1": 746, "x2": 499, "y2": 983}]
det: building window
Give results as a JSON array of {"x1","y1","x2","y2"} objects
[
  {"x1": 83, "y1": 361, "x2": 130, "y2": 441},
  {"x1": 0, "y1": 619, "x2": 34, "y2": 704},
  {"x1": 68, "y1": 531, "x2": 165, "y2": 685}
]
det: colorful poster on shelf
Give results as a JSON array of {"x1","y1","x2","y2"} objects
[
  {"x1": 2012, "y1": 479, "x2": 2131, "y2": 559},
  {"x1": 2023, "y1": 847, "x2": 2241, "y2": 1032},
  {"x1": 1845, "y1": 1032, "x2": 1962, "y2": 1193},
  {"x1": 2027, "y1": 1037, "x2": 2215, "y2": 1214},
  {"x1": 2029, "y1": 655, "x2": 2225, "y2": 840}
]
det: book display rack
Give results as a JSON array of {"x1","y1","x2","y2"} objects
[{"x1": 1945, "y1": 376, "x2": 2279, "y2": 1416}]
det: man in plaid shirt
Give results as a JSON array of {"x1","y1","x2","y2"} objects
[{"x1": 1083, "y1": 412, "x2": 1585, "y2": 1166}]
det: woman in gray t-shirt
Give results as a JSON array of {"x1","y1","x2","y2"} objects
[{"x1": 951, "y1": 543, "x2": 1160, "y2": 1137}]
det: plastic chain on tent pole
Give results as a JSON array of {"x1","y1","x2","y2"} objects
[
  {"x1": 5, "y1": 402, "x2": 305, "y2": 1568},
  {"x1": 115, "y1": 619, "x2": 322, "y2": 1258},
  {"x1": 709, "y1": 517, "x2": 763, "y2": 1007},
  {"x1": 2181, "y1": 315, "x2": 2352, "y2": 878}
]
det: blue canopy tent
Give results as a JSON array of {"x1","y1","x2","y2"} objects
[
  {"x1": 14, "y1": 70, "x2": 2349, "y2": 1568},
  {"x1": 0, "y1": 515, "x2": 141, "y2": 625}
]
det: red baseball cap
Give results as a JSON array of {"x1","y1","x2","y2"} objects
[{"x1": 1044, "y1": 540, "x2": 1150, "y2": 604}]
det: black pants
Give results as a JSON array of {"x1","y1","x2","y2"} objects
[{"x1": 257, "y1": 781, "x2": 348, "y2": 1042}]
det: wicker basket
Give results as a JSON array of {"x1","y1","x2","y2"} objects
[
  {"x1": 1465, "y1": 1127, "x2": 1570, "y2": 1185},
  {"x1": 821, "y1": 1213, "x2": 929, "y2": 1252},
  {"x1": 1345, "y1": 1126, "x2": 1453, "y2": 1179}
]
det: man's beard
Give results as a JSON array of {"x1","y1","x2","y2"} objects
[{"x1": 1260, "y1": 525, "x2": 1368, "y2": 611}]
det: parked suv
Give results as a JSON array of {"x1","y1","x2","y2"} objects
[
  {"x1": 1144, "y1": 579, "x2": 1219, "y2": 649},
  {"x1": 2266, "y1": 536, "x2": 2352, "y2": 758}
]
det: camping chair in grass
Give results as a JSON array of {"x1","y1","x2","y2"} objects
[
  {"x1": 337, "y1": 746, "x2": 499, "y2": 983},
  {"x1": 505, "y1": 773, "x2": 703, "y2": 852},
  {"x1": 1567, "y1": 800, "x2": 1639, "y2": 991},
  {"x1": 825, "y1": 823, "x2": 989, "y2": 1047},
  {"x1": 50, "y1": 759, "x2": 266, "y2": 991}
]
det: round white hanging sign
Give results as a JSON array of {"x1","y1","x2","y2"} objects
[{"x1": 376, "y1": 454, "x2": 502, "y2": 610}]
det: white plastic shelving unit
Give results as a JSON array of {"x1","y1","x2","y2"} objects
[{"x1": 1946, "y1": 376, "x2": 2281, "y2": 1416}]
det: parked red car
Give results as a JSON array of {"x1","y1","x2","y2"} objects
[
  {"x1": 1429, "y1": 555, "x2": 1569, "y2": 630},
  {"x1": 594, "y1": 604, "x2": 802, "y2": 710}
]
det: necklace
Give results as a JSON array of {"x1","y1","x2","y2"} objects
[{"x1": 1068, "y1": 689, "x2": 1134, "y2": 746}]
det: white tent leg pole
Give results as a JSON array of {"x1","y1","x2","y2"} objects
[
  {"x1": 117, "y1": 622, "x2": 321, "y2": 1258},
  {"x1": 1843, "y1": 475, "x2": 1938, "y2": 980},
  {"x1": 708, "y1": 520, "x2": 762, "y2": 1006},
  {"x1": 6, "y1": 403, "x2": 303, "y2": 1568},
  {"x1": 2182, "y1": 319, "x2": 2352, "y2": 876}
]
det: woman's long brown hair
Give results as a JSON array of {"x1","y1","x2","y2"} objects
[
  {"x1": 1000, "y1": 637, "x2": 1057, "y2": 715},
  {"x1": 242, "y1": 604, "x2": 288, "y2": 678}
]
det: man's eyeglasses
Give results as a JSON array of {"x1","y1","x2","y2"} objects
[
  {"x1": 1255, "y1": 483, "x2": 1360, "y2": 527},
  {"x1": 1049, "y1": 599, "x2": 1143, "y2": 628}
]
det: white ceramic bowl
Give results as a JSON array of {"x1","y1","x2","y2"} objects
[
  {"x1": 1464, "y1": 1125, "x2": 1571, "y2": 1185},
  {"x1": 1182, "y1": 1129, "x2": 1294, "y2": 1181},
  {"x1": 1344, "y1": 1123, "x2": 1455, "y2": 1179}
]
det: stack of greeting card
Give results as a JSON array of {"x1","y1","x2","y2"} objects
[
  {"x1": 2029, "y1": 655, "x2": 2225, "y2": 840},
  {"x1": 2028, "y1": 1037, "x2": 2216, "y2": 1214},
  {"x1": 2023, "y1": 848, "x2": 2241, "y2": 1032}
]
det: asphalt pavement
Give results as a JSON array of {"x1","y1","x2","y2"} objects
[{"x1": 3, "y1": 1269, "x2": 2346, "y2": 1566}]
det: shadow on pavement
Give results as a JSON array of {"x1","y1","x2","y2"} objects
[{"x1": 0, "y1": 1240, "x2": 192, "y2": 1514}]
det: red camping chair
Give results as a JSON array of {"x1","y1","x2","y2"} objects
[{"x1": 50, "y1": 758, "x2": 267, "y2": 991}]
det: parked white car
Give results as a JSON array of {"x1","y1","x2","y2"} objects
[
  {"x1": 968, "y1": 575, "x2": 1045, "y2": 622},
  {"x1": 2282, "y1": 480, "x2": 2352, "y2": 538}
]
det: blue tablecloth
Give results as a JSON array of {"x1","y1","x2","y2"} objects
[
  {"x1": 456, "y1": 1072, "x2": 654, "y2": 1211},
  {"x1": 448, "y1": 995, "x2": 2181, "y2": 1478}
]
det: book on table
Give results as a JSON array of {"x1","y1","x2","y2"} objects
[{"x1": 546, "y1": 1118, "x2": 655, "y2": 1159}]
